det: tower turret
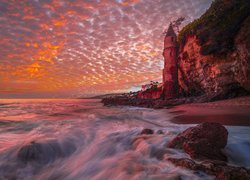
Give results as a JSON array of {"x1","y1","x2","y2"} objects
[{"x1": 162, "y1": 23, "x2": 179, "y2": 99}]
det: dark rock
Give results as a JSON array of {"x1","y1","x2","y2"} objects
[
  {"x1": 17, "y1": 140, "x2": 76, "y2": 164},
  {"x1": 140, "y1": 128, "x2": 154, "y2": 135},
  {"x1": 208, "y1": 83, "x2": 250, "y2": 102},
  {"x1": 167, "y1": 122, "x2": 228, "y2": 161},
  {"x1": 183, "y1": 139, "x2": 227, "y2": 161},
  {"x1": 168, "y1": 158, "x2": 250, "y2": 180},
  {"x1": 156, "y1": 130, "x2": 164, "y2": 134}
]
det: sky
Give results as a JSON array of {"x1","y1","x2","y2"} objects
[{"x1": 0, "y1": 0, "x2": 212, "y2": 98}]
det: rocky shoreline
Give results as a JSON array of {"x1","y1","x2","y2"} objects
[
  {"x1": 15, "y1": 121, "x2": 250, "y2": 179},
  {"x1": 101, "y1": 95, "x2": 250, "y2": 178},
  {"x1": 101, "y1": 91, "x2": 250, "y2": 109},
  {"x1": 135, "y1": 123, "x2": 250, "y2": 179}
]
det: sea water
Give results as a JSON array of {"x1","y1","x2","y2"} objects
[{"x1": 0, "y1": 99, "x2": 249, "y2": 180}]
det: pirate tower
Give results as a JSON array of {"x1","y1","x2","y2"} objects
[{"x1": 162, "y1": 23, "x2": 179, "y2": 99}]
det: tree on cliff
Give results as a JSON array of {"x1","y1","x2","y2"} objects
[
  {"x1": 172, "y1": 17, "x2": 185, "y2": 33},
  {"x1": 163, "y1": 17, "x2": 185, "y2": 35}
]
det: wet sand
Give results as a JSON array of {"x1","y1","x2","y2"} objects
[{"x1": 170, "y1": 96, "x2": 250, "y2": 126}]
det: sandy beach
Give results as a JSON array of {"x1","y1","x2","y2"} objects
[{"x1": 170, "y1": 96, "x2": 250, "y2": 126}]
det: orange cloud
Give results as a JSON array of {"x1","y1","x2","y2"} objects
[
  {"x1": 53, "y1": 19, "x2": 66, "y2": 27},
  {"x1": 40, "y1": 24, "x2": 50, "y2": 30},
  {"x1": 26, "y1": 62, "x2": 42, "y2": 77},
  {"x1": 23, "y1": 15, "x2": 36, "y2": 20},
  {"x1": 83, "y1": 2, "x2": 95, "y2": 9},
  {"x1": 120, "y1": 0, "x2": 141, "y2": 6},
  {"x1": 0, "y1": 0, "x2": 212, "y2": 97}
]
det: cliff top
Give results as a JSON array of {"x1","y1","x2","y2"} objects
[{"x1": 178, "y1": 0, "x2": 250, "y2": 56}]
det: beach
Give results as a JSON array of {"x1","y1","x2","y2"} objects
[{"x1": 171, "y1": 96, "x2": 250, "y2": 126}]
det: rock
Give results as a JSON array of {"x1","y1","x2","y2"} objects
[
  {"x1": 137, "y1": 88, "x2": 162, "y2": 99},
  {"x1": 17, "y1": 140, "x2": 76, "y2": 164},
  {"x1": 140, "y1": 128, "x2": 154, "y2": 135},
  {"x1": 18, "y1": 141, "x2": 44, "y2": 163},
  {"x1": 168, "y1": 122, "x2": 228, "y2": 149},
  {"x1": 183, "y1": 139, "x2": 227, "y2": 161},
  {"x1": 167, "y1": 122, "x2": 228, "y2": 161},
  {"x1": 178, "y1": 15, "x2": 250, "y2": 98},
  {"x1": 156, "y1": 130, "x2": 164, "y2": 134},
  {"x1": 168, "y1": 158, "x2": 250, "y2": 180}
]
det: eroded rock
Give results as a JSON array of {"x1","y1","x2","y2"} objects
[
  {"x1": 168, "y1": 158, "x2": 250, "y2": 180},
  {"x1": 167, "y1": 122, "x2": 228, "y2": 161}
]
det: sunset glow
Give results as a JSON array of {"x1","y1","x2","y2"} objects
[{"x1": 0, "y1": 0, "x2": 212, "y2": 98}]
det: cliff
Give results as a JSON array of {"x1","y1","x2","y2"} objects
[
  {"x1": 178, "y1": 0, "x2": 250, "y2": 99},
  {"x1": 102, "y1": 0, "x2": 250, "y2": 108},
  {"x1": 137, "y1": 88, "x2": 162, "y2": 99}
]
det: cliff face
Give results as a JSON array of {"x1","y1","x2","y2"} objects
[
  {"x1": 137, "y1": 88, "x2": 162, "y2": 99},
  {"x1": 177, "y1": 0, "x2": 250, "y2": 98}
]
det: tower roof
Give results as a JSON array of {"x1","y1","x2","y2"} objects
[{"x1": 165, "y1": 23, "x2": 176, "y2": 37}]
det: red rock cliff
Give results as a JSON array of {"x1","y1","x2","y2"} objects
[
  {"x1": 178, "y1": 17, "x2": 250, "y2": 97},
  {"x1": 177, "y1": 0, "x2": 250, "y2": 98}
]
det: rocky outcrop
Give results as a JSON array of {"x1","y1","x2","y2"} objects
[
  {"x1": 166, "y1": 122, "x2": 250, "y2": 179},
  {"x1": 168, "y1": 158, "x2": 250, "y2": 180},
  {"x1": 130, "y1": 123, "x2": 250, "y2": 179},
  {"x1": 178, "y1": 8, "x2": 250, "y2": 99},
  {"x1": 101, "y1": 97, "x2": 169, "y2": 109},
  {"x1": 167, "y1": 122, "x2": 228, "y2": 161},
  {"x1": 137, "y1": 88, "x2": 162, "y2": 99}
]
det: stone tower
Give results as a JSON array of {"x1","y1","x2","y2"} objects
[{"x1": 162, "y1": 23, "x2": 179, "y2": 99}]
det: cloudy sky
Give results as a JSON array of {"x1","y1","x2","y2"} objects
[{"x1": 0, "y1": 0, "x2": 212, "y2": 98}]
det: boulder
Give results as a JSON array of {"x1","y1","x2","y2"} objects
[
  {"x1": 182, "y1": 139, "x2": 227, "y2": 161},
  {"x1": 168, "y1": 158, "x2": 250, "y2": 180},
  {"x1": 17, "y1": 140, "x2": 76, "y2": 164},
  {"x1": 156, "y1": 130, "x2": 164, "y2": 134},
  {"x1": 140, "y1": 128, "x2": 154, "y2": 135},
  {"x1": 167, "y1": 122, "x2": 228, "y2": 161}
]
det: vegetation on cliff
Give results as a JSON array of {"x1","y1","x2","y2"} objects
[{"x1": 178, "y1": 0, "x2": 250, "y2": 56}]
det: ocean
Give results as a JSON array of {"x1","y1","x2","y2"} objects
[{"x1": 0, "y1": 99, "x2": 249, "y2": 180}]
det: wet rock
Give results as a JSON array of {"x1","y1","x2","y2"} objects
[
  {"x1": 17, "y1": 140, "x2": 76, "y2": 164},
  {"x1": 18, "y1": 142, "x2": 41, "y2": 163},
  {"x1": 183, "y1": 139, "x2": 227, "y2": 161},
  {"x1": 140, "y1": 128, "x2": 154, "y2": 135},
  {"x1": 156, "y1": 130, "x2": 164, "y2": 134},
  {"x1": 167, "y1": 122, "x2": 228, "y2": 161},
  {"x1": 168, "y1": 158, "x2": 250, "y2": 180},
  {"x1": 168, "y1": 122, "x2": 228, "y2": 149}
]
